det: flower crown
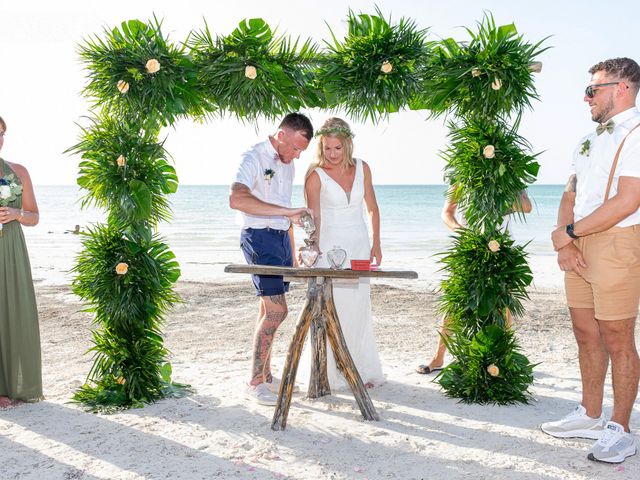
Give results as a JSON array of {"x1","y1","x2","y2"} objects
[{"x1": 315, "y1": 125, "x2": 355, "y2": 138}]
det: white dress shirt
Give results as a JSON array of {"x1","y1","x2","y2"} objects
[
  {"x1": 572, "y1": 107, "x2": 640, "y2": 227},
  {"x1": 233, "y1": 139, "x2": 295, "y2": 230}
]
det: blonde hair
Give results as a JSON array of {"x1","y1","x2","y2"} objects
[{"x1": 305, "y1": 118, "x2": 355, "y2": 180}]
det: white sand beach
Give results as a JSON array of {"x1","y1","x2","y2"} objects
[{"x1": 1, "y1": 275, "x2": 639, "y2": 480}]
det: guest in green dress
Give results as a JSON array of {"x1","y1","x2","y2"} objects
[{"x1": 0, "y1": 115, "x2": 43, "y2": 408}]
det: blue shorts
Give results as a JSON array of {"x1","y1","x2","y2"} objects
[{"x1": 240, "y1": 227, "x2": 292, "y2": 296}]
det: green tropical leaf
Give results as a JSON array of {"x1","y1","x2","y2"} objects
[
  {"x1": 525, "y1": 161, "x2": 540, "y2": 176},
  {"x1": 129, "y1": 179, "x2": 152, "y2": 219},
  {"x1": 159, "y1": 362, "x2": 172, "y2": 382}
]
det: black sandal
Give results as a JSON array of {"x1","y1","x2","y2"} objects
[{"x1": 416, "y1": 364, "x2": 443, "y2": 374}]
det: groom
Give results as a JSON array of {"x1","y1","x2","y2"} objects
[{"x1": 229, "y1": 112, "x2": 313, "y2": 406}]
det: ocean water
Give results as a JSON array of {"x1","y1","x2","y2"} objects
[{"x1": 24, "y1": 184, "x2": 564, "y2": 287}]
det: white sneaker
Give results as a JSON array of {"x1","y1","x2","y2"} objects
[
  {"x1": 244, "y1": 383, "x2": 277, "y2": 406},
  {"x1": 540, "y1": 405, "x2": 606, "y2": 439},
  {"x1": 588, "y1": 421, "x2": 637, "y2": 464},
  {"x1": 265, "y1": 377, "x2": 299, "y2": 394}
]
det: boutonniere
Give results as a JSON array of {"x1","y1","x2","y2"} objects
[
  {"x1": 264, "y1": 168, "x2": 275, "y2": 183},
  {"x1": 580, "y1": 139, "x2": 591, "y2": 157}
]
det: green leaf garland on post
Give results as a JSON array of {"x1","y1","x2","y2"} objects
[{"x1": 431, "y1": 14, "x2": 548, "y2": 404}]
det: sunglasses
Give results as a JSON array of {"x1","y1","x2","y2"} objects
[{"x1": 584, "y1": 82, "x2": 621, "y2": 98}]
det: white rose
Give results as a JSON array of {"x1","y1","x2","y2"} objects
[
  {"x1": 0, "y1": 185, "x2": 11, "y2": 199},
  {"x1": 244, "y1": 65, "x2": 257, "y2": 80},
  {"x1": 145, "y1": 58, "x2": 161, "y2": 74},
  {"x1": 483, "y1": 145, "x2": 496, "y2": 159},
  {"x1": 381, "y1": 61, "x2": 393, "y2": 74},
  {"x1": 117, "y1": 80, "x2": 130, "y2": 94},
  {"x1": 488, "y1": 240, "x2": 501, "y2": 252},
  {"x1": 471, "y1": 68, "x2": 481, "y2": 77},
  {"x1": 116, "y1": 155, "x2": 126, "y2": 167},
  {"x1": 491, "y1": 78, "x2": 502, "y2": 90}
]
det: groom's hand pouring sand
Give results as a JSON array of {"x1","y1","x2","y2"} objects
[{"x1": 287, "y1": 207, "x2": 312, "y2": 227}]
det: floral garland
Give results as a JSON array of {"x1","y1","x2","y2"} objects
[{"x1": 314, "y1": 125, "x2": 355, "y2": 138}]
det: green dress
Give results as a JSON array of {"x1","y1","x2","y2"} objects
[{"x1": 0, "y1": 158, "x2": 43, "y2": 401}]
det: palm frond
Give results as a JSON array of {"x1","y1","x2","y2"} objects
[
  {"x1": 71, "y1": 223, "x2": 182, "y2": 411},
  {"x1": 67, "y1": 114, "x2": 177, "y2": 229},
  {"x1": 316, "y1": 7, "x2": 433, "y2": 122},
  {"x1": 190, "y1": 18, "x2": 322, "y2": 122},
  {"x1": 421, "y1": 13, "x2": 550, "y2": 120}
]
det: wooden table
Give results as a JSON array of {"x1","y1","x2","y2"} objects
[{"x1": 224, "y1": 264, "x2": 418, "y2": 430}]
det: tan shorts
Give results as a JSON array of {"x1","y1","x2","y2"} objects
[{"x1": 565, "y1": 225, "x2": 640, "y2": 320}]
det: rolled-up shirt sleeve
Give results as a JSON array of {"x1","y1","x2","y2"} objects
[
  {"x1": 234, "y1": 154, "x2": 259, "y2": 189},
  {"x1": 617, "y1": 132, "x2": 640, "y2": 178}
]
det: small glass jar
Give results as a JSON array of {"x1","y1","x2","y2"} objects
[
  {"x1": 299, "y1": 244, "x2": 319, "y2": 268},
  {"x1": 327, "y1": 245, "x2": 347, "y2": 269},
  {"x1": 300, "y1": 213, "x2": 316, "y2": 237}
]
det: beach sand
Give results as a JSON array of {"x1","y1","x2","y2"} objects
[{"x1": 1, "y1": 279, "x2": 639, "y2": 479}]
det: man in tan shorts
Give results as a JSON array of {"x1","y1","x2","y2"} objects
[{"x1": 542, "y1": 57, "x2": 640, "y2": 464}]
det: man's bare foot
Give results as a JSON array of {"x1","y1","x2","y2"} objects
[
  {"x1": 0, "y1": 396, "x2": 13, "y2": 408},
  {"x1": 365, "y1": 382, "x2": 374, "y2": 389}
]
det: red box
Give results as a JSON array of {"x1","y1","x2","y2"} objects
[{"x1": 350, "y1": 259, "x2": 371, "y2": 271}]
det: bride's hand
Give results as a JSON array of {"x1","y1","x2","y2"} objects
[{"x1": 370, "y1": 244, "x2": 382, "y2": 267}]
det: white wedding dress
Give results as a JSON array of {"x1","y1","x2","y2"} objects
[{"x1": 299, "y1": 158, "x2": 384, "y2": 390}]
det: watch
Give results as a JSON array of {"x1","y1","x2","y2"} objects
[{"x1": 566, "y1": 223, "x2": 579, "y2": 239}]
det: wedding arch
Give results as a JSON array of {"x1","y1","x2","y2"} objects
[{"x1": 69, "y1": 10, "x2": 547, "y2": 411}]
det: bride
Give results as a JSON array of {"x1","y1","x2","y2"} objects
[{"x1": 300, "y1": 117, "x2": 384, "y2": 390}]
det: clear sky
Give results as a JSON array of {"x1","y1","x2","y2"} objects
[{"x1": 1, "y1": 0, "x2": 639, "y2": 186}]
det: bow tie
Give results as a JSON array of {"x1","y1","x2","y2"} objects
[{"x1": 596, "y1": 120, "x2": 615, "y2": 135}]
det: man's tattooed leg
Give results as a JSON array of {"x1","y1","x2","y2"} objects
[
  {"x1": 250, "y1": 309, "x2": 287, "y2": 385},
  {"x1": 269, "y1": 294, "x2": 286, "y2": 306},
  {"x1": 264, "y1": 294, "x2": 287, "y2": 381}
]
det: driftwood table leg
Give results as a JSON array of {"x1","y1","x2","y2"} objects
[
  {"x1": 271, "y1": 279, "x2": 319, "y2": 431},
  {"x1": 308, "y1": 278, "x2": 331, "y2": 398},
  {"x1": 322, "y1": 279, "x2": 379, "y2": 421}
]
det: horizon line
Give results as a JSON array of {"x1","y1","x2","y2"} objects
[{"x1": 35, "y1": 183, "x2": 567, "y2": 187}]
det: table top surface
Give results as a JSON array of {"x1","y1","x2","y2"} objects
[{"x1": 224, "y1": 264, "x2": 418, "y2": 279}]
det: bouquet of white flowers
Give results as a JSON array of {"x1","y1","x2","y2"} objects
[{"x1": 0, "y1": 173, "x2": 23, "y2": 236}]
